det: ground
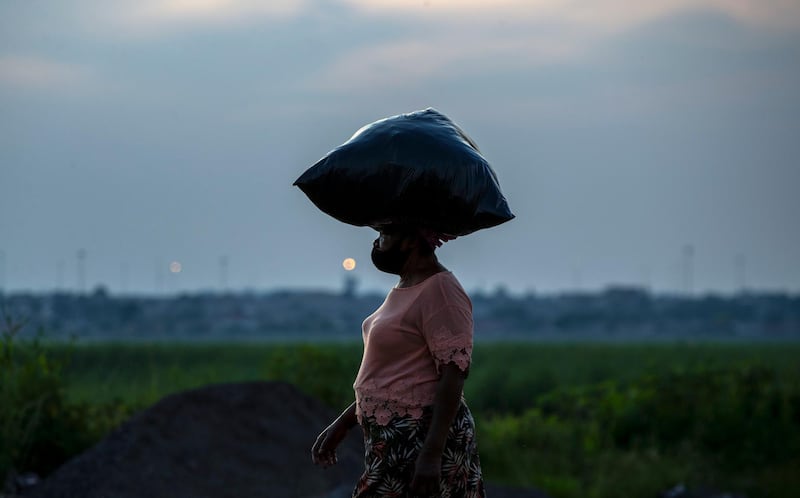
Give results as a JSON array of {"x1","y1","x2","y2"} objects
[{"x1": 25, "y1": 381, "x2": 548, "y2": 498}]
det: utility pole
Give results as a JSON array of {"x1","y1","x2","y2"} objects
[
  {"x1": 640, "y1": 264, "x2": 652, "y2": 292},
  {"x1": 681, "y1": 244, "x2": 694, "y2": 296},
  {"x1": 56, "y1": 259, "x2": 65, "y2": 291},
  {"x1": 735, "y1": 253, "x2": 747, "y2": 293},
  {"x1": 0, "y1": 250, "x2": 5, "y2": 293},
  {"x1": 120, "y1": 262, "x2": 129, "y2": 295},
  {"x1": 77, "y1": 248, "x2": 87, "y2": 294},
  {"x1": 219, "y1": 255, "x2": 229, "y2": 293},
  {"x1": 155, "y1": 258, "x2": 164, "y2": 295},
  {"x1": 571, "y1": 263, "x2": 583, "y2": 291}
]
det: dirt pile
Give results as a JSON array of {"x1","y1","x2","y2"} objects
[
  {"x1": 28, "y1": 381, "x2": 546, "y2": 498},
  {"x1": 28, "y1": 381, "x2": 361, "y2": 498}
]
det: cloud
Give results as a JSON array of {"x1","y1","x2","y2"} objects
[
  {"x1": 341, "y1": 0, "x2": 800, "y2": 30},
  {"x1": 306, "y1": 30, "x2": 583, "y2": 93},
  {"x1": 95, "y1": 0, "x2": 308, "y2": 38},
  {"x1": 309, "y1": 0, "x2": 800, "y2": 94},
  {"x1": 0, "y1": 55, "x2": 92, "y2": 90},
  {"x1": 713, "y1": 0, "x2": 800, "y2": 29}
]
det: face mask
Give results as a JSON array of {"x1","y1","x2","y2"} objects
[{"x1": 371, "y1": 241, "x2": 412, "y2": 275}]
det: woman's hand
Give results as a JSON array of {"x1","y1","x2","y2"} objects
[
  {"x1": 311, "y1": 419, "x2": 350, "y2": 468},
  {"x1": 409, "y1": 449, "x2": 442, "y2": 495},
  {"x1": 312, "y1": 401, "x2": 357, "y2": 468}
]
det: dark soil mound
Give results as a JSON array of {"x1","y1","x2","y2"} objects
[
  {"x1": 29, "y1": 381, "x2": 546, "y2": 498},
  {"x1": 29, "y1": 381, "x2": 362, "y2": 498}
]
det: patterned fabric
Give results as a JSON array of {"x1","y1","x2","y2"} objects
[{"x1": 352, "y1": 399, "x2": 486, "y2": 498}]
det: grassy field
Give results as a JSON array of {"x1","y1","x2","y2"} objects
[
  {"x1": 5, "y1": 338, "x2": 800, "y2": 498},
  {"x1": 53, "y1": 340, "x2": 800, "y2": 410}
]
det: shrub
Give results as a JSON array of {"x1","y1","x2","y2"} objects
[
  {"x1": 261, "y1": 343, "x2": 360, "y2": 410},
  {"x1": 480, "y1": 362, "x2": 800, "y2": 498},
  {"x1": 0, "y1": 309, "x2": 132, "y2": 484}
]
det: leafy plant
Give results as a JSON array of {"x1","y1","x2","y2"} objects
[{"x1": 0, "y1": 306, "x2": 132, "y2": 483}]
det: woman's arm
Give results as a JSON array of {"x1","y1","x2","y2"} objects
[
  {"x1": 311, "y1": 400, "x2": 358, "y2": 467},
  {"x1": 410, "y1": 362, "x2": 466, "y2": 493},
  {"x1": 334, "y1": 400, "x2": 359, "y2": 429}
]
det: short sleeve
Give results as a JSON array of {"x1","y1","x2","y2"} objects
[{"x1": 422, "y1": 304, "x2": 473, "y2": 377}]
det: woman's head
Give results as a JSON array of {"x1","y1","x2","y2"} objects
[{"x1": 371, "y1": 225, "x2": 452, "y2": 274}]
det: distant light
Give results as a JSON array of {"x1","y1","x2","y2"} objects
[
  {"x1": 170, "y1": 261, "x2": 182, "y2": 273},
  {"x1": 342, "y1": 258, "x2": 356, "y2": 271}
]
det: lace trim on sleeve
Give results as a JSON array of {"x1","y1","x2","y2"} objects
[{"x1": 428, "y1": 324, "x2": 472, "y2": 376}]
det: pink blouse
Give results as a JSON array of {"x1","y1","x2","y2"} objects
[{"x1": 353, "y1": 271, "x2": 473, "y2": 426}]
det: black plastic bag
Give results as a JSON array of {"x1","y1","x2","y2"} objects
[{"x1": 293, "y1": 108, "x2": 514, "y2": 236}]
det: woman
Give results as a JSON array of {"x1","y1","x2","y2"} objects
[{"x1": 311, "y1": 225, "x2": 485, "y2": 497}]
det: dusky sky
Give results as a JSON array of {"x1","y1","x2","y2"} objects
[{"x1": 1, "y1": 0, "x2": 799, "y2": 296}]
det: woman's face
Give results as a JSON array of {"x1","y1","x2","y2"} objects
[
  {"x1": 371, "y1": 230, "x2": 413, "y2": 274},
  {"x1": 374, "y1": 231, "x2": 405, "y2": 252}
]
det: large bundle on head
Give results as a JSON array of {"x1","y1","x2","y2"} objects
[{"x1": 293, "y1": 108, "x2": 514, "y2": 237}]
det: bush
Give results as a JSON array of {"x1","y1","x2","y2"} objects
[
  {"x1": 596, "y1": 365, "x2": 800, "y2": 469},
  {"x1": 261, "y1": 343, "x2": 360, "y2": 410},
  {"x1": 480, "y1": 363, "x2": 800, "y2": 498},
  {"x1": 0, "y1": 310, "x2": 132, "y2": 484}
]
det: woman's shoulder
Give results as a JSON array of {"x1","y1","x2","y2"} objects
[{"x1": 419, "y1": 271, "x2": 472, "y2": 310}]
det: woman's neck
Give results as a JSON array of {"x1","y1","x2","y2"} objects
[{"x1": 397, "y1": 254, "x2": 447, "y2": 288}]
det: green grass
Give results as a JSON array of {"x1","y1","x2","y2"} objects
[
  {"x1": 56, "y1": 341, "x2": 362, "y2": 407},
  {"x1": 468, "y1": 341, "x2": 800, "y2": 414},
  {"x1": 50, "y1": 340, "x2": 800, "y2": 412},
  {"x1": 11, "y1": 339, "x2": 800, "y2": 498}
]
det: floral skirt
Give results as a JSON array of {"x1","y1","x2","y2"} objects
[{"x1": 352, "y1": 399, "x2": 486, "y2": 498}]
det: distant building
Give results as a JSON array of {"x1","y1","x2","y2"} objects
[{"x1": 342, "y1": 275, "x2": 359, "y2": 299}]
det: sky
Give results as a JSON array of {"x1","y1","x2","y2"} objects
[{"x1": 1, "y1": 0, "x2": 799, "y2": 297}]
